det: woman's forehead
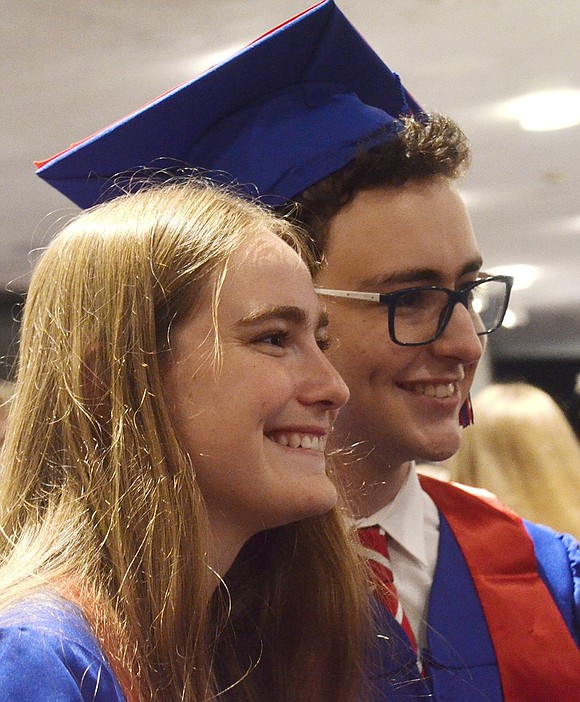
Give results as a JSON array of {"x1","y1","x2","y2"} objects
[
  {"x1": 224, "y1": 232, "x2": 304, "y2": 282},
  {"x1": 218, "y1": 235, "x2": 318, "y2": 317}
]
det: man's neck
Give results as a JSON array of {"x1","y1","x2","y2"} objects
[{"x1": 335, "y1": 453, "x2": 413, "y2": 519}]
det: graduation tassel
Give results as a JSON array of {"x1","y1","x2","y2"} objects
[{"x1": 459, "y1": 394, "x2": 474, "y2": 427}]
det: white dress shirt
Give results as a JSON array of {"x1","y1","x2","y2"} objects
[{"x1": 356, "y1": 465, "x2": 440, "y2": 652}]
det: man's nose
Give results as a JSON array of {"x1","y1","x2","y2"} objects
[{"x1": 432, "y1": 301, "x2": 484, "y2": 363}]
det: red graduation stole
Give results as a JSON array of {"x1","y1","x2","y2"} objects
[{"x1": 420, "y1": 475, "x2": 580, "y2": 701}]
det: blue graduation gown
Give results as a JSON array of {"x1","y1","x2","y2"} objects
[
  {"x1": 0, "y1": 595, "x2": 126, "y2": 702},
  {"x1": 373, "y1": 481, "x2": 580, "y2": 701}
]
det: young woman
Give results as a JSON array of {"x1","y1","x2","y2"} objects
[{"x1": 0, "y1": 179, "x2": 373, "y2": 701}]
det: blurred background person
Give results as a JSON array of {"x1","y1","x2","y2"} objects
[{"x1": 446, "y1": 381, "x2": 580, "y2": 539}]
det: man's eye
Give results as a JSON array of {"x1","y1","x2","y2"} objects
[
  {"x1": 396, "y1": 290, "x2": 432, "y2": 310},
  {"x1": 316, "y1": 335, "x2": 331, "y2": 352}
]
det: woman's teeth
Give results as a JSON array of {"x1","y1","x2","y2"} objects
[
  {"x1": 413, "y1": 382, "x2": 456, "y2": 398},
  {"x1": 268, "y1": 433, "x2": 327, "y2": 452}
]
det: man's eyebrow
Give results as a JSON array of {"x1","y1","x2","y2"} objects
[
  {"x1": 237, "y1": 305, "x2": 328, "y2": 329},
  {"x1": 461, "y1": 257, "x2": 485, "y2": 276},
  {"x1": 360, "y1": 257, "x2": 484, "y2": 289}
]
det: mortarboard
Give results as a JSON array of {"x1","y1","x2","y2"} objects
[{"x1": 35, "y1": 0, "x2": 422, "y2": 209}]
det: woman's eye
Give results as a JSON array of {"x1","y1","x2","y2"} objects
[
  {"x1": 256, "y1": 331, "x2": 289, "y2": 348},
  {"x1": 316, "y1": 335, "x2": 331, "y2": 352}
]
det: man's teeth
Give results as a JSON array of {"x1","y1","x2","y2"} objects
[
  {"x1": 413, "y1": 382, "x2": 456, "y2": 398},
  {"x1": 268, "y1": 433, "x2": 327, "y2": 452}
]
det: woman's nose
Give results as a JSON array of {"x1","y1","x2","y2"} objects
[{"x1": 300, "y1": 348, "x2": 350, "y2": 411}]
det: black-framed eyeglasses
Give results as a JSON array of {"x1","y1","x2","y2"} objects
[{"x1": 316, "y1": 275, "x2": 514, "y2": 347}]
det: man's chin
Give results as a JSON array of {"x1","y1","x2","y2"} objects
[
  {"x1": 415, "y1": 430, "x2": 461, "y2": 464},
  {"x1": 423, "y1": 447, "x2": 457, "y2": 464}
]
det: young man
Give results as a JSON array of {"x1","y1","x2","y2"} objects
[
  {"x1": 285, "y1": 114, "x2": 580, "y2": 699},
  {"x1": 36, "y1": 1, "x2": 580, "y2": 699}
]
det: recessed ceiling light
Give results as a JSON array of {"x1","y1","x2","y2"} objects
[
  {"x1": 498, "y1": 89, "x2": 580, "y2": 132},
  {"x1": 501, "y1": 308, "x2": 529, "y2": 330},
  {"x1": 562, "y1": 215, "x2": 580, "y2": 232},
  {"x1": 489, "y1": 264, "x2": 538, "y2": 290},
  {"x1": 457, "y1": 188, "x2": 482, "y2": 209},
  {"x1": 501, "y1": 309, "x2": 517, "y2": 329}
]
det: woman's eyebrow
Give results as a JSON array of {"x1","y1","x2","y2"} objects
[
  {"x1": 236, "y1": 305, "x2": 329, "y2": 331},
  {"x1": 236, "y1": 305, "x2": 309, "y2": 327}
]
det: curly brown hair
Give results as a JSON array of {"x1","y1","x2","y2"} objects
[{"x1": 282, "y1": 113, "x2": 471, "y2": 261}]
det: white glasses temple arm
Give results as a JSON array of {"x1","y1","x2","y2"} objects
[{"x1": 315, "y1": 288, "x2": 381, "y2": 302}]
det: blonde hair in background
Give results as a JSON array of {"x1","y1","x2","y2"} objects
[
  {"x1": 0, "y1": 178, "x2": 372, "y2": 702},
  {"x1": 446, "y1": 382, "x2": 580, "y2": 538}
]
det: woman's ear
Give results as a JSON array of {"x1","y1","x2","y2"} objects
[{"x1": 81, "y1": 344, "x2": 110, "y2": 423}]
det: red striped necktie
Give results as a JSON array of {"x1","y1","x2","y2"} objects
[{"x1": 358, "y1": 525, "x2": 419, "y2": 654}]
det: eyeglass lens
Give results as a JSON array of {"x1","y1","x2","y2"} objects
[{"x1": 392, "y1": 278, "x2": 509, "y2": 345}]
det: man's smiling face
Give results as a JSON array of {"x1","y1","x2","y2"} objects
[{"x1": 316, "y1": 177, "x2": 484, "y2": 471}]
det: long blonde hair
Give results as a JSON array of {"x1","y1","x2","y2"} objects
[
  {"x1": 0, "y1": 179, "x2": 372, "y2": 702},
  {"x1": 447, "y1": 382, "x2": 580, "y2": 538}
]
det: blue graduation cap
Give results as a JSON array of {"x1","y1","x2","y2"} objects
[{"x1": 35, "y1": 0, "x2": 422, "y2": 209}]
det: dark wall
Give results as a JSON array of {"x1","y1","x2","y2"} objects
[{"x1": 0, "y1": 291, "x2": 24, "y2": 381}]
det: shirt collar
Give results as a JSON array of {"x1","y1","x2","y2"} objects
[{"x1": 356, "y1": 464, "x2": 430, "y2": 567}]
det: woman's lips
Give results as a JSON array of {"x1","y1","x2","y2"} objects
[{"x1": 266, "y1": 431, "x2": 328, "y2": 452}]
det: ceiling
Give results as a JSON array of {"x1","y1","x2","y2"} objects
[{"x1": 3, "y1": 0, "x2": 580, "y2": 359}]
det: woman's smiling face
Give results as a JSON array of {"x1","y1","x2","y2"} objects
[{"x1": 163, "y1": 232, "x2": 349, "y2": 570}]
